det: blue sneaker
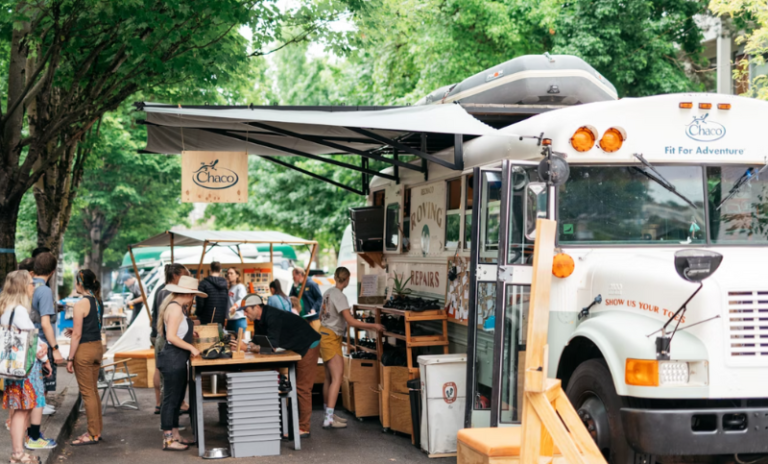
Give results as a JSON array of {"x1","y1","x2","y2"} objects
[{"x1": 25, "y1": 435, "x2": 57, "y2": 450}]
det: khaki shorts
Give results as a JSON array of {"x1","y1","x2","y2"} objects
[{"x1": 319, "y1": 327, "x2": 343, "y2": 362}]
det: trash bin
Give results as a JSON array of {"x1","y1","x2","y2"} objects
[
  {"x1": 417, "y1": 354, "x2": 467, "y2": 456},
  {"x1": 407, "y1": 379, "x2": 421, "y2": 449}
]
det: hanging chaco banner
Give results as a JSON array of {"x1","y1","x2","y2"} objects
[{"x1": 181, "y1": 151, "x2": 248, "y2": 203}]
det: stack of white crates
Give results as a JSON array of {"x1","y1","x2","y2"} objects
[{"x1": 226, "y1": 371, "x2": 281, "y2": 457}]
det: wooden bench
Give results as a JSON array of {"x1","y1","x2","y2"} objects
[
  {"x1": 457, "y1": 427, "x2": 562, "y2": 464},
  {"x1": 113, "y1": 349, "x2": 155, "y2": 388}
]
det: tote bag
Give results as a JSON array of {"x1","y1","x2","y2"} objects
[{"x1": 0, "y1": 309, "x2": 39, "y2": 379}]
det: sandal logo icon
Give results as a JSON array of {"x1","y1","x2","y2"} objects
[{"x1": 443, "y1": 381, "x2": 458, "y2": 404}]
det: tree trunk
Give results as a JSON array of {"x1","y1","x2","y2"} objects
[
  {"x1": 83, "y1": 212, "x2": 105, "y2": 284},
  {"x1": 0, "y1": 199, "x2": 22, "y2": 283}
]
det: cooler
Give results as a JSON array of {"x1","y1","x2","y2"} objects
[{"x1": 417, "y1": 354, "x2": 467, "y2": 456}]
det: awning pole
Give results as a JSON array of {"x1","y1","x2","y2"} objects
[
  {"x1": 170, "y1": 232, "x2": 174, "y2": 263},
  {"x1": 237, "y1": 245, "x2": 244, "y2": 264},
  {"x1": 298, "y1": 242, "x2": 318, "y2": 301},
  {"x1": 197, "y1": 240, "x2": 209, "y2": 280},
  {"x1": 128, "y1": 246, "x2": 152, "y2": 323},
  {"x1": 269, "y1": 244, "x2": 274, "y2": 265}
]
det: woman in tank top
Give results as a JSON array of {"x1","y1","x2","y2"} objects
[
  {"x1": 156, "y1": 276, "x2": 207, "y2": 451},
  {"x1": 66, "y1": 269, "x2": 105, "y2": 446}
]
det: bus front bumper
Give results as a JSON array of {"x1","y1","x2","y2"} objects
[{"x1": 621, "y1": 407, "x2": 768, "y2": 455}]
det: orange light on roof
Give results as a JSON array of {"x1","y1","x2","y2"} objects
[
  {"x1": 552, "y1": 253, "x2": 575, "y2": 278},
  {"x1": 570, "y1": 127, "x2": 595, "y2": 152},
  {"x1": 542, "y1": 138, "x2": 552, "y2": 146},
  {"x1": 699, "y1": 103, "x2": 712, "y2": 109},
  {"x1": 599, "y1": 128, "x2": 624, "y2": 153},
  {"x1": 679, "y1": 102, "x2": 693, "y2": 109},
  {"x1": 626, "y1": 359, "x2": 659, "y2": 387},
  {"x1": 718, "y1": 103, "x2": 731, "y2": 110}
]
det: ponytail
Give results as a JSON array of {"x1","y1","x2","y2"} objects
[{"x1": 78, "y1": 269, "x2": 104, "y2": 321}]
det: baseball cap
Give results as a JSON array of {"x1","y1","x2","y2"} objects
[{"x1": 241, "y1": 294, "x2": 264, "y2": 308}]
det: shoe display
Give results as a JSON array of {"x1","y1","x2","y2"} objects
[
  {"x1": 383, "y1": 296, "x2": 442, "y2": 312},
  {"x1": 349, "y1": 351, "x2": 376, "y2": 360},
  {"x1": 25, "y1": 436, "x2": 57, "y2": 450},
  {"x1": 333, "y1": 414, "x2": 347, "y2": 423}
]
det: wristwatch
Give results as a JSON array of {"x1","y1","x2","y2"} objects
[
  {"x1": 67, "y1": 358, "x2": 74, "y2": 362},
  {"x1": 54, "y1": 345, "x2": 59, "y2": 351}
]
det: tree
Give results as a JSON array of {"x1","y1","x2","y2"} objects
[
  {"x1": 64, "y1": 106, "x2": 192, "y2": 280},
  {"x1": 0, "y1": 0, "x2": 332, "y2": 281}
]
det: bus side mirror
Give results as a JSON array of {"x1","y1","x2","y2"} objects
[{"x1": 524, "y1": 182, "x2": 548, "y2": 240}]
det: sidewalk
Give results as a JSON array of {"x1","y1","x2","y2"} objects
[{"x1": 0, "y1": 370, "x2": 81, "y2": 464}]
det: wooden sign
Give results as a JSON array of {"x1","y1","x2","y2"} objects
[
  {"x1": 182, "y1": 151, "x2": 248, "y2": 203},
  {"x1": 408, "y1": 181, "x2": 446, "y2": 257}
]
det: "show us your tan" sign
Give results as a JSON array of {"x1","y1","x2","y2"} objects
[{"x1": 181, "y1": 151, "x2": 248, "y2": 203}]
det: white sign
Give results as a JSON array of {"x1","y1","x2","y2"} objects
[
  {"x1": 360, "y1": 274, "x2": 378, "y2": 297},
  {"x1": 409, "y1": 182, "x2": 446, "y2": 257},
  {"x1": 390, "y1": 262, "x2": 447, "y2": 296}
]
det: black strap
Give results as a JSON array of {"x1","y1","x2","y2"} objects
[{"x1": 8, "y1": 307, "x2": 15, "y2": 329}]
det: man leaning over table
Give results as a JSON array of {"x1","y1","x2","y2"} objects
[{"x1": 229, "y1": 294, "x2": 326, "y2": 438}]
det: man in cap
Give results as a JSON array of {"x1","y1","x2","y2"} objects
[{"x1": 230, "y1": 294, "x2": 322, "y2": 438}]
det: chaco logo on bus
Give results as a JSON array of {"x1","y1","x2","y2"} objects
[
  {"x1": 193, "y1": 159, "x2": 240, "y2": 190},
  {"x1": 685, "y1": 113, "x2": 726, "y2": 142}
]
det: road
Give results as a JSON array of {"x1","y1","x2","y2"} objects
[{"x1": 56, "y1": 386, "x2": 454, "y2": 464}]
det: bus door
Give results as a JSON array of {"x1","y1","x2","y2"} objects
[{"x1": 465, "y1": 160, "x2": 542, "y2": 428}]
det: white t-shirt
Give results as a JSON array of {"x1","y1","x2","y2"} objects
[
  {"x1": 228, "y1": 283, "x2": 247, "y2": 320},
  {"x1": 1, "y1": 305, "x2": 48, "y2": 361},
  {"x1": 320, "y1": 287, "x2": 350, "y2": 336}
]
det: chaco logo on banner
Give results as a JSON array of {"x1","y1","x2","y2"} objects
[
  {"x1": 685, "y1": 114, "x2": 726, "y2": 142},
  {"x1": 181, "y1": 151, "x2": 248, "y2": 203}
]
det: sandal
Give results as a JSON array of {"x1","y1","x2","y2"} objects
[
  {"x1": 154, "y1": 406, "x2": 161, "y2": 415},
  {"x1": 71, "y1": 433, "x2": 99, "y2": 446},
  {"x1": 10, "y1": 453, "x2": 39, "y2": 463},
  {"x1": 163, "y1": 438, "x2": 188, "y2": 452},
  {"x1": 174, "y1": 438, "x2": 195, "y2": 446}
]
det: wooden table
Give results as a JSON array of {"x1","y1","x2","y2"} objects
[{"x1": 189, "y1": 351, "x2": 303, "y2": 457}]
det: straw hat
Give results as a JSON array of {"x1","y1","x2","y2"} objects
[{"x1": 165, "y1": 275, "x2": 208, "y2": 298}]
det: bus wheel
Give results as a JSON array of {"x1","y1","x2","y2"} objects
[{"x1": 565, "y1": 359, "x2": 635, "y2": 464}]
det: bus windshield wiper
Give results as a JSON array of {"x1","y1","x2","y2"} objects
[
  {"x1": 632, "y1": 154, "x2": 697, "y2": 209},
  {"x1": 715, "y1": 165, "x2": 768, "y2": 210}
]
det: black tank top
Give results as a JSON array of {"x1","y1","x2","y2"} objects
[{"x1": 81, "y1": 295, "x2": 102, "y2": 344}]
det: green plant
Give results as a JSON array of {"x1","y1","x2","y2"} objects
[{"x1": 392, "y1": 273, "x2": 412, "y2": 297}]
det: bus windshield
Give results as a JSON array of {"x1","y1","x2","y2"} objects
[
  {"x1": 708, "y1": 166, "x2": 768, "y2": 244},
  {"x1": 557, "y1": 166, "x2": 706, "y2": 245}
]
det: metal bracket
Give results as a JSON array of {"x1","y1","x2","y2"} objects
[
  {"x1": 475, "y1": 265, "x2": 496, "y2": 281},
  {"x1": 498, "y1": 266, "x2": 514, "y2": 281}
]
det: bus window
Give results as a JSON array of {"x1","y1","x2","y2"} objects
[
  {"x1": 465, "y1": 174, "x2": 474, "y2": 250},
  {"x1": 500, "y1": 284, "x2": 529, "y2": 423},
  {"x1": 446, "y1": 178, "x2": 462, "y2": 249},
  {"x1": 707, "y1": 166, "x2": 768, "y2": 244},
  {"x1": 508, "y1": 166, "x2": 541, "y2": 264},
  {"x1": 479, "y1": 172, "x2": 502, "y2": 263},
  {"x1": 403, "y1": 188, "x2": 411, "y2": 252},
  {"x1": 385, "y1": 203, "x2": 400, "y2": 250},
  {"x1": 558, "y1": 166, "x2": 705, "y2": 245}
]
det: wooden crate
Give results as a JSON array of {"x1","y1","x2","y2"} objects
[
  {"x1": 342, "y1": 378, "x2": 355, "y2": 413},
  {"x1": 352, "y1": 380, "x2": 379, "y2": 418},
  {"x1": 345, "y1": 358, "x2": 379, "y2": 384},
  {"x1": 382, "y1": 366, "x2": 411, "y2": 394},
  {"x1": 378, "y1": 385, "x2": 390, "y2": 428},
  {"x1": 315, "y1": 362, "x2": 325, "y2": 385},
  {"x1": 113, "y1": 349, "x2": 155, "y2": 388},
  {"x1": 389, "y1": 391, "x2": 412, "y2": 435}
]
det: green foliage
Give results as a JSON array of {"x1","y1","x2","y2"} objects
[{"x1": 392, "y1": 272, "x2": 412, "y2": 296}]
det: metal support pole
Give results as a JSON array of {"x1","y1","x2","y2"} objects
[
  {"x1": 421, "y1": 134, "x2": 428, "y2": 181},
  {"x1": 170, "y1": 232, "x2": 174, "y2": 263},
  {"x1": 454, "y1": 134, "x2": 464, "y2": 171},
  {"x1": 394, "y1": 149, "x2": 400, "y2": 185}
]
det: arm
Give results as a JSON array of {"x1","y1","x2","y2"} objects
[
  {"x1": 342, "y1": 310, "x2": 384, "y2": 333},
  {"x1": 165, "y1": 306, "x2": 200, "y2": 357},
  {"x1": 309, "y1": 282, "x2": 323, "y2": 313},
  {"x1": 38, "y1": 288, "x2": 62, "y2": 364},
  {"x1": 66, "y1": 299, "x2": 88, "y2": 373}
]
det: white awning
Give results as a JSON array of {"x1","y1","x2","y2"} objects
[{"x1": 132, "y1": 230, "x2": 316, "y2": 248}]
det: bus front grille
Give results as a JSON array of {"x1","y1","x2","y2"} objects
[{"x1": 727, "y1": 290, "x2": 768, "y2": 359}]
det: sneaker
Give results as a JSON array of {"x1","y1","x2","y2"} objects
[
  {"x1": 333, "y1": 414, "x2": 347, "y2": 423},
  {"x1": 322, "y1": 419, "x2": 347, "y2": 429},
  {"x1": 43, "y1": 405, "x2": 56, "y2": 415},
  {"x1": 25, "y1": 436, "x2": 57, "y2": 450}
]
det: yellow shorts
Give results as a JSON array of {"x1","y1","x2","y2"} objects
[
  {"x1": 319, "y1": 327, "x2": 343, "y2": 362},
  {"x1": 309, "y1": 319, "x2": 321, "y2": 333}
]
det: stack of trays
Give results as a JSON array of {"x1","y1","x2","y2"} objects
[{"x1": 226, "y1": 371, "x2": 281, "y2": 457}]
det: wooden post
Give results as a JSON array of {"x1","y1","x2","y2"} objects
[
  {"x1": 197, "y1": 240, "x2": 209, "y2": 281},
  {"x1": 297, "y1": 242, "x2": 317, "y2": 301},
  {"x1": 170, "y1": 232, "x2": 174, "y2": 263},
  {"x1": 236, "y1": 245, "x2": 244, "y2": 264},
  {"x1": 269, "y1": 243, "x2": 274, "y2": 265},
  {"x1": 128, "y1": 246, "x2": 152, "y2": 323}
]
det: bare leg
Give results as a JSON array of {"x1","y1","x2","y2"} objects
[
  {"x1": 11, "y1": 410, "x2": 30, "y2": 456},
  {"x1": 154, "y1": 369, "x2": 161, "y2": 407},
  {"x1": 325, "y1": 355, "x2": 344, "y2": 410},
  {"x1": 322, "y1": 362, "x2": 331, "y2": 407}
]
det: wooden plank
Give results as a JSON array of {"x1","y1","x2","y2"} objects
[
  {"x1": 520, "y1": 394, "x2": 543, "y2": 464},
  {"x1": 554, "y1": 392, "x2": 607, "y2": 464},
  {"x1": 191, "y1": 350, "x2": 301, "y2": 366},
  {"x1": 181, "y1": 151, "x2": 247, "y2": 203},
  {"x1": 528, "y1": 392, "x2": 588, "y2": 464},
  {"x1": 544, "y1": 378, "x2": 561, "y2": 404},
  {"x1": 524, "y1": 219, "x2": 557, "y2": 393}
]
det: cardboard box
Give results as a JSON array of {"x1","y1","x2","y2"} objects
[
  {"x1": 315, "y1": 363, "x2": 325, "y2": 385},
  {"x1": 346, "y1": 358, "x2": 379, "y2": 384},
  {"x1": 378, "y1": 385, "x2": 390, "y2": 428},
  {"x1": 383, "y1": 366, "x2": 411, "y2": 394},
  {"x1": 389, "y1": 391, "x2": 412, "y2": 435},
  {"x1": 342, "y1": 378, "x2": 355, "y2": 413},
  {"x1": 352, "y1": 381, "x2": 379, "y2": 418},
  {"x1": 113, "y1": 349, "x2": 155, "y2": 388}
]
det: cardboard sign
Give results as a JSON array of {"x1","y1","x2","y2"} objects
[
  {"x1": 182, "y1": 151, "x2": 248, "y2": 203},
  {"x1": 408, "y1": 182, "x2": 446, "y2": 257}
]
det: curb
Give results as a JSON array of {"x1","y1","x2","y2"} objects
[{"x1": 42, "y1": 379, "x2": 81, "y2": 464}]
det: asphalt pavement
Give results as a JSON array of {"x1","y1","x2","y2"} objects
[{"x1": 56, "y1": 386, "x2": 455, "y2": 464}]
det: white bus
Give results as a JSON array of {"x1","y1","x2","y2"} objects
[{"x1": 360, "y1": 92, "x2": 768, "y2": 463}]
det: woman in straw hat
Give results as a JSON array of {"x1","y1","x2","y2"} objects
[{"x1": 156, "y1": 276, "x2": 206, "y2": 451}]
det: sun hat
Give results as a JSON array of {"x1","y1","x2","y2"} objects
[
  {"x1": 165, "y1": 275, "x2": 208, "y2": 297},
  {"x1": 240, "y1": 294, "x2": 264, "y2": 308}
]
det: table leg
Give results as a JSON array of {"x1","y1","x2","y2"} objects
[
  {"x1": 281, "y1": 397, "x2": 289, "y2": 439},
  {"x1": 289, "y1": 364, "x2": 301, "y2": 450},
  {"x1": 195, "y1": 372, "x2": 206, "y2": 457}
]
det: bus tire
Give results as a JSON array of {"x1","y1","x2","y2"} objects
[{"x1": 565, "y1": 358, "x2": 636, "y2": 464}]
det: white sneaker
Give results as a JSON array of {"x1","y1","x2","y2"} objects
[
  {"x1": 43, "y1": 405, "x2": 56, "y2": 415},
  {"x1": 322, "y1": 419, "x2": 347, "y2": 429}
]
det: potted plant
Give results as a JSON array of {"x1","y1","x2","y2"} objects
[{"x1": 391, "y1": 272, "x2": 413, "y2": 300}]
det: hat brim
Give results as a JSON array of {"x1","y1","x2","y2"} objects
[{"x1": 165, "y1": 283, "x2": 207, "y2": 298}]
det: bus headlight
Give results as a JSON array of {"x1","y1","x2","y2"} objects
[{"x1": 659, "y1": 361, "x2": 689, "y2": 385}]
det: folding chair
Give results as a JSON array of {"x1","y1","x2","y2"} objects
[{"x1": 80, "y1": 358, "x2": 139, "y2": 414}]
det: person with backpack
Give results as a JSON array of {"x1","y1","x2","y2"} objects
[{"x1": 1, "y1": 270, "x2": 52, "y2": 463}]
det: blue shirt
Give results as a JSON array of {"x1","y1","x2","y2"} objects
[
  {"x1": 31, "y1": 277, "x2": 56, "y2": 345},
  {"x1": 267, "y1": 295, "x2": 292, "y2": 312}
]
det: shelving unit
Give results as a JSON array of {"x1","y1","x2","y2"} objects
[{"x1": 346, "y1": 305, "x2": 381, "y2": 355}]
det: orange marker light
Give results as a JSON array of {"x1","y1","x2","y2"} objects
[
  {"x1": 679, "y1": 102, "x2": 693, "y2": 109},
  {"x1": 718, "y1": 103, "x2": 731, "y2": 110},
  {"x1": 542, "y1": 138, "x2": 552, "y2": 146},
  {"x1": 552, "y1": 253, "x2": 575, "y2": 278},
  {"x1": 626, "y1": 359, "x2": 659, "y2": 387},
  {"x1": 599, "y1": 128, "x2": 624, "y2": 153},
  {"x1": 699, "y1": 103, "x2": 712, "y2": 109},
  {"x1": 570, "y1": 127, "x2": 595, "y2": 152}
]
